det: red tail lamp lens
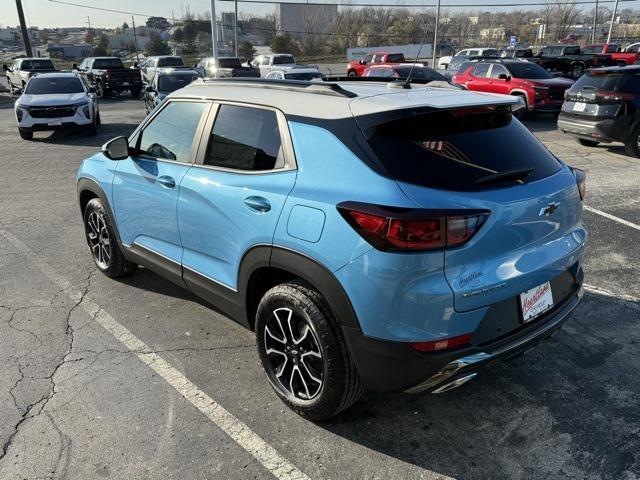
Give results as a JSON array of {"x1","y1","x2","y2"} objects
[{"x1": 408, "y1": 333, "x2": 473, "y2": 352}]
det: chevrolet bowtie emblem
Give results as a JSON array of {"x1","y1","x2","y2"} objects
[{"x1": 540, "y1": 202, "x2": 560, "y2": 216}]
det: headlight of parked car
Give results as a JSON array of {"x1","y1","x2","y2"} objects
[
  {"x1": 82, "y1": 105, "x2": 91, "y2": 118},
  {"x1": 15, "y1": 107, "x2": 24, "y2": 122}
]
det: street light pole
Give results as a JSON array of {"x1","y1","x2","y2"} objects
[
  {"x1": 132, "y1": 16, "x2": 139, "y2": 63},
  {"x1": 431, "y1": 0, "x2": 441, "y2": 68},
  {"x1": 210, "y1": 0, "x2": 218, "y2": 60},
  {"x1": 607, "y1": 0, "x2": 620, "y2": 44},
  {"x1": 592, "y1": 0, "x2": 598, "y2": 42},
  {"x1": 15, "y1": 0, "x2": 33, "y2": 57},
  {"x1": 234, "y1": 0, "x2": 239, "y2": 57}
]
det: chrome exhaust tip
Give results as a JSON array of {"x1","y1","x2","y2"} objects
[{"x1": 431, "y1": 373, "x2": 477, "y2": 394}]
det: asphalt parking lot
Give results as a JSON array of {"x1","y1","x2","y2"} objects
[{"x1": 0, "y1": 87, "x2": 638, "y2": 480}]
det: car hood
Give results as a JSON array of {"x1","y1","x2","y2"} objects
[
  {"x1": 528, "y1": 77, "x2": 574, "y2": 87},
  {"x1": 18, "y1": 92, "x2": 88, "y2": 107}
]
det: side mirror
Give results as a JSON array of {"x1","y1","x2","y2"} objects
[
  {"x1": 498, "y1": 73, "x2": 511, "y2": 81},
  {"x1": 87, "y1": 86, "x2": 96, "y2": 93},
  {"x1": 102, "y1": 136, "x2": 129, "y2": 160},
  {"x1": 72, "y1": 63, "x2": 78, "y2": 69},
  {"x1": 2, "y1": 64, "x2": 8, "y2": 72},
  {"x1": 145, "y1": 85, "x2": 155, "y2": 93}
]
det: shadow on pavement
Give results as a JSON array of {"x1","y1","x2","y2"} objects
[
  {"x1": 320, "y1": 291, "x2": 640, "y2": 479},
  {"x1": 27, "y1": 122, "x2": 139, "y2": 147},
  {"x1": 522, "y1": 114, "x2": 559, "y2": 133}
]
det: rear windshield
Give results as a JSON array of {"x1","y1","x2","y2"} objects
[
  {"x1": 158, "y1": 57, "x2": 184, "y2": 67},
  {"x1": 218, "y1": 58, "x2": 242, "y2": 68},
  {"x1": 93, "y1": 58, "x2": 125, "y2": 69},
  {"x1": 21, "y1": 59, "x2": 55, "y2": 71},
  {"x1": 482, "y1": 49, "x2": 499, "y2": 57},
  {"x1": 387, "y1": 53, "x2": 405, "y2": 62},
  {"x1": 366, "y1": 107, "x2": 561, "y2": 191},
  {"x1": 273, "y1": 55, "x2": 295, "y2": 65},
  {"x1": 158, "y1": 74, "x2": 198, "y2": 92},
  {"x1": 25, "y1": 77, "x2": 83, "y2": 94},
  {"x1": 394, "y1": 67, "x2": 446, "y2": 81},
  {"x1": 572, "y1": 71, "x2": 624, "y2": 91},
  {"x1": 447, "y1": 57, "x2": 468, "y2": 71},
  {"x1": 507, "y1": 62, "x2": 553, "y2": 79}
]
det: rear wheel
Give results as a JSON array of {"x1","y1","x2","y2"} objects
[
  {"x1": 96, "y1": 81, "x2": 109, "y2": 98},
  {"x1": 347, "y1": 70, "x2": 357, "y2": 77},
  {"x1": 570, "y1": 63, "x2": 585, "y2": 79},
  {"x1": 576, "y1": 138, "x2": 599, "y2": 147},
  {"x1": 130, "y1": 87, "x2": 141, "y2": 97},
  {"x1": 512, "y1": 94, "x2": 528, "y2": 120},
  {"x1": 83, "y1": 198, "x2": 136, "y2": 277},
  {"x1": 625, "y1": 125, "x2": 640, "y2": 157},
  {"x1": 255, "y1": 281, "x2": 365, "y2": 421}
]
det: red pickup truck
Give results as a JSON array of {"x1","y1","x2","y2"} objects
[
  {"x1": 582, "y1": 43, "x2": 640, "y2": 65},
  {"x1": 346, "y1": 52, "x2": 406, "y2": 77}
]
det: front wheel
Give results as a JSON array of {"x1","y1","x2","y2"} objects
[
  {"x1": 570, "y1": 64, "x2": 585, "y2": 79},
  {"x1": 625, "y1": 125, "x2": 640, "y2": 157},
  {"x1": 347, "y1": 70, "x2": 357, "y2": 77},
  {"x1": 255, "y1": 282, "x2": 365, "y2": 421},
  {"x1": 130, "y1": 87, "x2": 141, "y2": 97},
  {"x1": 83, "y1": 198, "x2": 136, "y2": 277}
]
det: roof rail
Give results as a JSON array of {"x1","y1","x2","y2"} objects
[{"x1": 193, "y1": 77, "x2": 357, "y2": 98}]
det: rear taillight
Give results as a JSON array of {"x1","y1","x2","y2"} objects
[
  {"x1": 595, "y1": 90, "x2": 634, "y2": 102},
  {"x1": 408, "y1": 333, "x2": 472, "y2": 352},
  {"x1": 572, "y1": 168, "x2": 586, "y2": 200},
  {"x1": 338, "y1": 202, "x2": 489, "y2": 251}
]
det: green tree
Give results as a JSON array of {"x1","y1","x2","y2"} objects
[
  {"x1": 239, "y1": 41, "x2": 257, "y2": 61},
  {"x1": 92, "y1": 33, "x2": 111, "y2": 56},
  {"x1": 270, "y1": 34, "x2": 299, "y2": 55},
  {"x1": 145, "y1": 32, "x2": 171, "y2": 55}
]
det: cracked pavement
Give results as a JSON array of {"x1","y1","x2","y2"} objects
[{"x1": 0, "y1": 92, "x2": 638, "y2": 479}]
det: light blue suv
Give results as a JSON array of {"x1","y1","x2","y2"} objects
[{"x1": 77, "y1": 78, "x2": 587, "y2": 420}]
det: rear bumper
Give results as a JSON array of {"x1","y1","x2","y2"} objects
[
  {"x1": 343, "y1": 269, "x2": 584, "y2": 393},
  {"x1": 557, "y1": 113, "x2": 621, "y2": 142}
]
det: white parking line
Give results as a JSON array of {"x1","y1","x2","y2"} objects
[
  {"x1": 0, "y1": 228, "x2": 312, "y2": 480},
  {"x1": 584, "y1": 284, "x2": 639, "y2": 303},
  {"x1": 584, "y1": 205, "x2": 640, "y2": 232}
]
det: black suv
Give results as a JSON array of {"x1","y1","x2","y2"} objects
[{"x1": 557, "y1": 65, "x2": 640, "y2": 156}]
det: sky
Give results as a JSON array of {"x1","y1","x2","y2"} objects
[{"x1": 1, "y1": 0, "x2": 639, "y2": 29}]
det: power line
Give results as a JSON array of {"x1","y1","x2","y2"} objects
[
  {"x1": 47, "y1": 0, "x2": 161, "y2": 19},
  {"x1": 219, "y1": 0, "x2": 638, "y2": 7}
]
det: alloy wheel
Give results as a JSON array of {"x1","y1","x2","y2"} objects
[
  {"x1": 264, "y1": 307, "x2": 324, "y2": 401},
  {"x1": 86, "y1": 211, "x2": 111, "y2": 269}
]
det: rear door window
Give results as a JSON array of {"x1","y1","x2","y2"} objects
[
  {"x1": 205, "y1": 104, "x2": 284, "y2": 171},
  {"x1": 489, "y1": 64, "x2": 509, "y2": 78},
  {"x1": 473, "y1": 64, "x2": 491, "y2": 77},
  {"x1": 366, "y1": 107, "x2": 561, "y2": 191}
]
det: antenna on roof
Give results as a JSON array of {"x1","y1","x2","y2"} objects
[{"x1": 401, "y1": 25, "x2": 431, "y2": 89}]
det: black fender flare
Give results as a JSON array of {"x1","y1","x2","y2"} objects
[{"x1": 76, "y1": 177, "x2": 124, "y2": 249}]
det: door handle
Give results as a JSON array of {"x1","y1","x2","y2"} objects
[
  {"x1": 244, "y1": 196, "x2": 271, "y2": 213},
  {"x1": 157, "y1": 175, "x2": 176, "y2": 189}
]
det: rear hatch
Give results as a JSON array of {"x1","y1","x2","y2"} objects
[
  {"x1": 358, "y1": 105, "x2": 585, "y2": 312},
  {"x1": 562, "y1": 69, "x2": 631, "y2": 119}
]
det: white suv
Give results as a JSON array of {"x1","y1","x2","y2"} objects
[{"x1": 14, "y1": 72, "x2": 100, "y2": 140}]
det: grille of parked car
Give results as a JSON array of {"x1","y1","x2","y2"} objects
[{"x1": 28, "y1": 106, "x2": 76, "y2": 118}]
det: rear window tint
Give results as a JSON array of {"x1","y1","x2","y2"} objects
[
  {"x1": 157, "y1": 57, "x2": 184, "y2": 67},
  {"x1": 572, "y1": 72, "x2": 624, "y2": 91},
  {"x1": 366, "y1": 107, "x2": 561, "y2": 191},
  {"x1": 386, "y1": 53, "x2": 405, "y2": 62},
  {"x1": 218, "y1": 58, "x2": 242, "y2": 68}
]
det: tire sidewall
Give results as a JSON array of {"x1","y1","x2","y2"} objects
[{"x1": 83, "y1": 198, "x2": 118, "y2": 275}]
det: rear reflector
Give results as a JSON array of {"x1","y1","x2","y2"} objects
[
  {"x1": 408, "y1": 333, "x2": 473, "y2": 352},
  {"x1": 339, "y1": 202, "x2": 489, "y2": 251}
]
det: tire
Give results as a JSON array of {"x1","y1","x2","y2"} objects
[
  {"x1": 512, "y1": 94, "x2": 528, "y2": 120},
  {"x1": 95, "y1": 109, "x2": 101, "y2": 126},
  {"x1": 625, "y1": 125, "x2": 640, "y2": 157},
  {"x1": 570, "y1": 63, "x2": 585, "y2": 79},
  {"x1": 255, "y1": 281, "x2": 365, "y2": 421},
  {"x1": 86, "y1": 120, "x2": 98, "y2": 136},
  {"x1": 83, "y1": 198, "x2": 136, "y2": 278},
  {"x1": 96, "y1": 81, "x2": 109, "y2": 99},
  {"x1": 347, "y1": 70, "x2": 357, "y2": 77},
  {"x1": 7, "y1": 77, "x2": 16, "y2": 95},
  {"x1": 19, "y1": 129, "x2": 33, "y2": 140},
  {"x1": 576, "y1": 138, "x2": 599, "y2": 147},
  {"x1": 130, "y1": 87, "x2": 141, "y2": 97}
]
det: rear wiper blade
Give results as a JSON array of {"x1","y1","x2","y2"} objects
[{"x1": 474, "y1": 167, "x2": 534, "y2": 186}]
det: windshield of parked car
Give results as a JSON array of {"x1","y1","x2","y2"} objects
[
  {"x1": 284, "y1": 71, "x2": 323, "y2": 80},
  {"x1": 93, "y1": 58, "x2": 125, "y2": 69},
  {"x1": 273, "y1": 55, "x2": 295, "y2": 65},
  {"x1": 20, "y1": 59, "x2": 55, "y2": 71},
  {"x1": 218, "y1": 58, "x2": 242, "y2": 68},
  {"x1": 581, "y1": 45, "x2": 604, "y2": 54},
  {"x1": 25, "y1": 77, "x2": 84, "y2": 94},
  {"x1": 506, "y1": 62, "x2": 553, "y2": 79},
  {"x1": 394, "y1": 67, "x2": 447, "y2": 82},
  {"x1": 157, "y1": 57, "x2": 184, "y2": 67},
  {"x1": 367, "y1": 106, "x2": 561, "y2": 191},
  {"x1": 157, "y1": 74, "x2": 198, "y2": 92}
]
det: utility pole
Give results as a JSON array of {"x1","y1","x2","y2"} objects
[
  {"x1": 234, "y1": 0, "x2": 239, "y2": 58},
  {"x1": 607, "y1": 0, "x2": 620, "y2": 44},
  {"x1": 87, "y1": 16, "x2": 91, "y2": 32},
  {"x1": 15, "y1": 0, "x2": 33, "y2": 57},
  {"x1": 132, "y1": 16, "x2": 140, "y2": 63},
  {"x1": 431, "y1": 0, "x2": 441, "y2": 68},
  {"x1": 592, "y1": 0, "x2": 599, "y2": 42},
  {"x1": 210, "y1": 0, "x2": 218, "y2": 60}
]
